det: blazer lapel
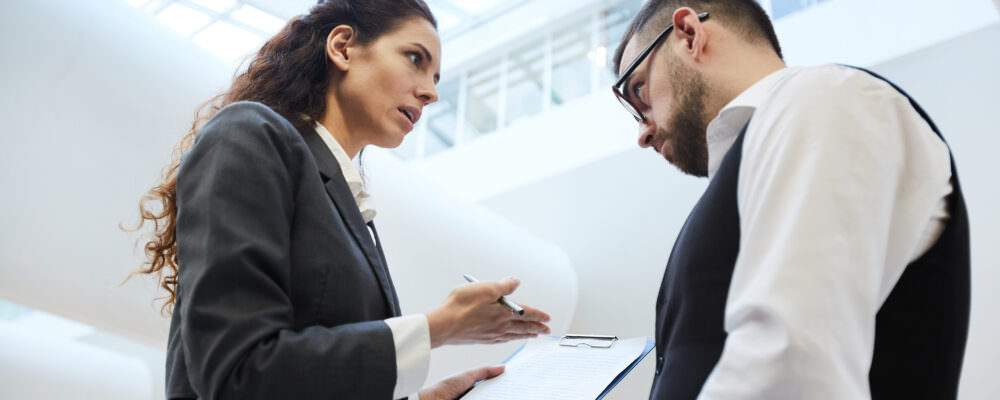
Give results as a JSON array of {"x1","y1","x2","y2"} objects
[
  {"x1": 299, "y1": 126, "x2": 398, "y2": 314},
  {"x1": 368, "y1": 222, "x2": 402, "y2": 316}
]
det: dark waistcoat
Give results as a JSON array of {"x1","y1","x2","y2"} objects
[{"x1": 649, "y1": 68, "x2": 970, "y2": 400}]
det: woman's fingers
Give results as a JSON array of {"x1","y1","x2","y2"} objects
[
  {"x1": 470, "y1": 277, "x2": 519, "y2": 302},
  {"x1": 454, "y1": 277, "x2": 520, "y2": 305},
  {"x1": 493, "y1": 333, "x2": 541, "y2": 343},
  {"x1": 504, "y1": 320, "x2": 550, "y2": 335},
  {"x1": 463, "y1": 365, "x2": 506, "y2": 382},
  {"x1": 515, "y1": 304, "x2": 551, "y2": 322},
  {"x1": 419, "y1": 365, "x2": 506, "y2": 400}
]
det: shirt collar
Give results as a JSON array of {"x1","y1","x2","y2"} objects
[
  {"x1": 313, "y1": 122, "x2": 377, "y2": 223},
  {"x1": 705, "y1": 67, "x2": 792, "y2": 178}
]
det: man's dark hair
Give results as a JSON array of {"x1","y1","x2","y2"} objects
[{"x1": 612, "y1": 0, "x2": 782, "y2": 77}]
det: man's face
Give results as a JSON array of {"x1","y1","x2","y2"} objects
[{"x1": 619, "y1": 34, "x2": 710, "y2": 177}]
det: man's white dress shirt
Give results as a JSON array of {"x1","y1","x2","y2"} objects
[
  {"x1": 698, "y1": 65, "x2": 953, "y2": 399},
  {"x1": 314, "y1": 122, "x2": 430, "y2": 399}
]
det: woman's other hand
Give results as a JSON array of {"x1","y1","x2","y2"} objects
[
  {"x1": 417, "y1": 365, "x2": 505, "y2": 400},
  {"x1": 426, "y1": 277, "x2": 551, "y2": 347}
]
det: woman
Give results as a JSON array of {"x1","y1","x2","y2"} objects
[{"x1": 132, "y1": 1, "x2": 550, "y2": 399}]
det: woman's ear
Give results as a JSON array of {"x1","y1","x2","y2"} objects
[{"x1": 326, "y1": 25, "x2": 355, "y2": 72}]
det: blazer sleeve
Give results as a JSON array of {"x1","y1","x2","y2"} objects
[{"x1": 175, "y1": 102, "x2": 397, "y2": 400}]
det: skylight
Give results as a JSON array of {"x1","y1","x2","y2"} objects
[
  {"x1": 156, "y1": 3, "x2": 211, "y2": 36},
  {"x1": 432, "y1": 9, "x2": 463, "y2": 32},
  {"x1": 194, "y1": 21, "x2": 264, "y2": 61},
  {"x1": 125, "y1": 0, "x2": 287, "y2": 63},
  {"x1": 231, "y1": 4, "x2": 288, "y2": 34},
  {"x1": 426, "y1": 0, "x2": 528, "y2": 38},
  {"x1": 450, "y1": 0, "x2": 505, "y2": 14},
  {"x1": 188, "y1": 0, "x2": 237, "y2": 13}
]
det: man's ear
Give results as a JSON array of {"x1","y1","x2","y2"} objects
[
  {"x1": 671, "y1": 7, "x2": 708, "y2": 61},
  {"x1": 326, "y1": 25, "x2": 355, "y2": 72}
]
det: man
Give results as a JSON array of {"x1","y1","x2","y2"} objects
[{"x1": 611, "y1": 1, "x2": 970, "y2": 398}]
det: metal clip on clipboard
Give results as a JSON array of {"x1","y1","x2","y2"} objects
[{"x1": 559, "y1": 334, "x2": 619, "y2": 349}]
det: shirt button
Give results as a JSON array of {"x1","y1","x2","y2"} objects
[{"x1": 655, "y1": 356, "x2": 664, "y2": 375}]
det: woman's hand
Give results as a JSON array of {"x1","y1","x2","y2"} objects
[
  {"x1": 426, "y1": 277, "x2": 551, "y2": 348},
  {"x1": 417, "y1": 365, "x2": 505, "y2": 400}
]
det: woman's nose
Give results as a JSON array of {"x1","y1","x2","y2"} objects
[{"x1": 417, "y1": 80, "x2": 438, "y2": 105}]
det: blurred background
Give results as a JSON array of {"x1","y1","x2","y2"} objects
[{"x1": 1, "y1": 0, "x2": 998, "y2": 398}]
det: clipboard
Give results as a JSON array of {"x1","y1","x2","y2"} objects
[{"x1": 492, "y1": 334, "x2": 656, "y2": 400}]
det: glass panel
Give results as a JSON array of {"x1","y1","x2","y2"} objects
[
  {"x1": 504, "y1": 41, "x2": 545, "y2": 127},
  {"x1": 0, "y1": 299, "x2": 30, "y2": 320},
  {"x1": 599, "y1": 0, "x2": 643, "y2": 87},
  {"x1": 231, "y1": 4, "x2": 287, "y2": 35},
  {"x1": 193, "y1": 21, "x2": 264, "y2": 61},
  {"x1": 452, "y1": 0, "x2": 506, "y2": 14},
  {"x1": 463, "y1": 61, "x2": 501, "y2": 140},
  {"x1": 550, "y1": 17, "x2": 593, "y2": 106},
  {"x1": 771, "y1": 0, "x2": 829, "y2": 19},
  {"x1": 393, "y1": 124, "x2": 421, "y2": 160},
  {"x1": 422, "y1": 79, "x2": 461, "y2": 157},
  {"x1": 423, "y1": 126, "x2": 451, "y2": 157},
  {"x1": 156, "y1": 3, "x2": 211, "y2": 36},
  {"x1": 189, "y1": 0, "x2": 237, "y2": 13}
]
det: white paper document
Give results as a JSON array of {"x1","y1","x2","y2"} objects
[{"x1": 462, "y1": 336, "x2": 648, "y2": 400}]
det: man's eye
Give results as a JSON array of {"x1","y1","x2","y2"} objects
[{"x1": 632, "y1": 83, "x2": 644, "y2": 101}]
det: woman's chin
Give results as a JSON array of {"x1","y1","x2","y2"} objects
[{"x1": 372, "y1": 134, "x2": 406, "y2": 149}]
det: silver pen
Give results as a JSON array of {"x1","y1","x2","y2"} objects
[{"x1": 463, "y1": 274, "x2": 525, "y2": 315}]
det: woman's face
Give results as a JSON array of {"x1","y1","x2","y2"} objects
[{"x1": 337, "y1": 17, "x2": 441, "y2": 149}]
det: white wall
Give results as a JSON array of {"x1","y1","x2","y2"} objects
[
  {"x1": 0, "y1": 0, "x2": 230, "y2": 347},
  {"x1": 0, "y1": 322, "x2": 152, "y2": 399},
  {"x1": 479, "y1": 21, "x2": 1000, "y2": 400},
  {"x1": 776, "y1": 0, "x2": 998, "y2": 67},
  {"x1": 869, "y1": 22, "x2": 1000, "y2": 399},
  {"x1": 363, "y1": 148, "x2": 579, "y2": 383},
  {"x1": 1, "y1": 1, "x2": 230, "y2": 397}
]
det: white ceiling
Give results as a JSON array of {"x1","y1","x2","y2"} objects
[
  {"x1": 240, "y1": 0, "x2": 314, "y2": 20},
  {"x1": 243, "y1": 0, "x2": 522, "y2": 34}
]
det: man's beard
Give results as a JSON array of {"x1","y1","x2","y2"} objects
[{"x1": 660, "y1": 56, "x2": 709, "y2": 177}]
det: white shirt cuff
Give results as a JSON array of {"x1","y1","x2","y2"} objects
[{"x1": 385, "y1": 314, "x2": 431, "y2": 399}]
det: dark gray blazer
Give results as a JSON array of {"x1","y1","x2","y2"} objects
[{"x1": 165, "y1": 101, "x2": 403, "y2": 400}]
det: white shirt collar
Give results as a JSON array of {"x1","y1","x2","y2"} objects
[
  {"x1": 705, "y1": 67, "x2": 792, "y2": 178},
  {"x1": 313, "y1": 122, "x2": 377, "y2": 223}
]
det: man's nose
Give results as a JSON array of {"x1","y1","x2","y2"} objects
[{"x1": 637, "y1": 120, "x2": 655, "y2": 148}]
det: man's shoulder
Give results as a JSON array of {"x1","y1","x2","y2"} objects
[{"x1": 771, "y1": 64, "x2": 901, "y2": 105}]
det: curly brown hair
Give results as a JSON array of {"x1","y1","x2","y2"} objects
[{"x1": 128, "y1": 0, "x2": 436, "y2": 315}]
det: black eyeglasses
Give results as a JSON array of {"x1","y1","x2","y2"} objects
[{"x1": 613, "y1": 12, "x2": 710, "y2": 122}]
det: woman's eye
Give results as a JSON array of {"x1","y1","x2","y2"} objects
[{"x1": 408, "y1": 52, "x2": 422, "y2": 65}]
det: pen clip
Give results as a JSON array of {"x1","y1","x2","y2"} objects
[{"x1": 559, "y1": 334, "x2": 618, "y2": 348}]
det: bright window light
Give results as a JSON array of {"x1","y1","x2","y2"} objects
[
  {"x1": 194, "y1": 21, "x2": 264, "y2": 61},
  {"x1": 586, "y1": 46, "x2": 607, "y2": 68},
  {"x1": 143, "y1": 0, "x2": 170, "y2": 12},
  {"x1": 156, "y1": 3, "x2": 211, "y2": 36},
  {"x1": 231, "y1": 4, "x2": 287, "y2": 35},
  {"x1": 123, "y1": 0, "x2": 150, "y2": 7},
  {"x1": 188, "y1": 0, "x2": 238, "y2": 13},
  {"x1": 433, "y1": 9, "x2": 462, "y2": 31},
  {"x1": 452, "y1": 0, "x2": 505, "y2": 15}
]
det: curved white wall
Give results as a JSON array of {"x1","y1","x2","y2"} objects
[
  {"x1": 365, "y1": 148, "x2": 577, "y2": 383},
  {"x1": 0, "y1": 322, "x2": 151, "y2": 399}
]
